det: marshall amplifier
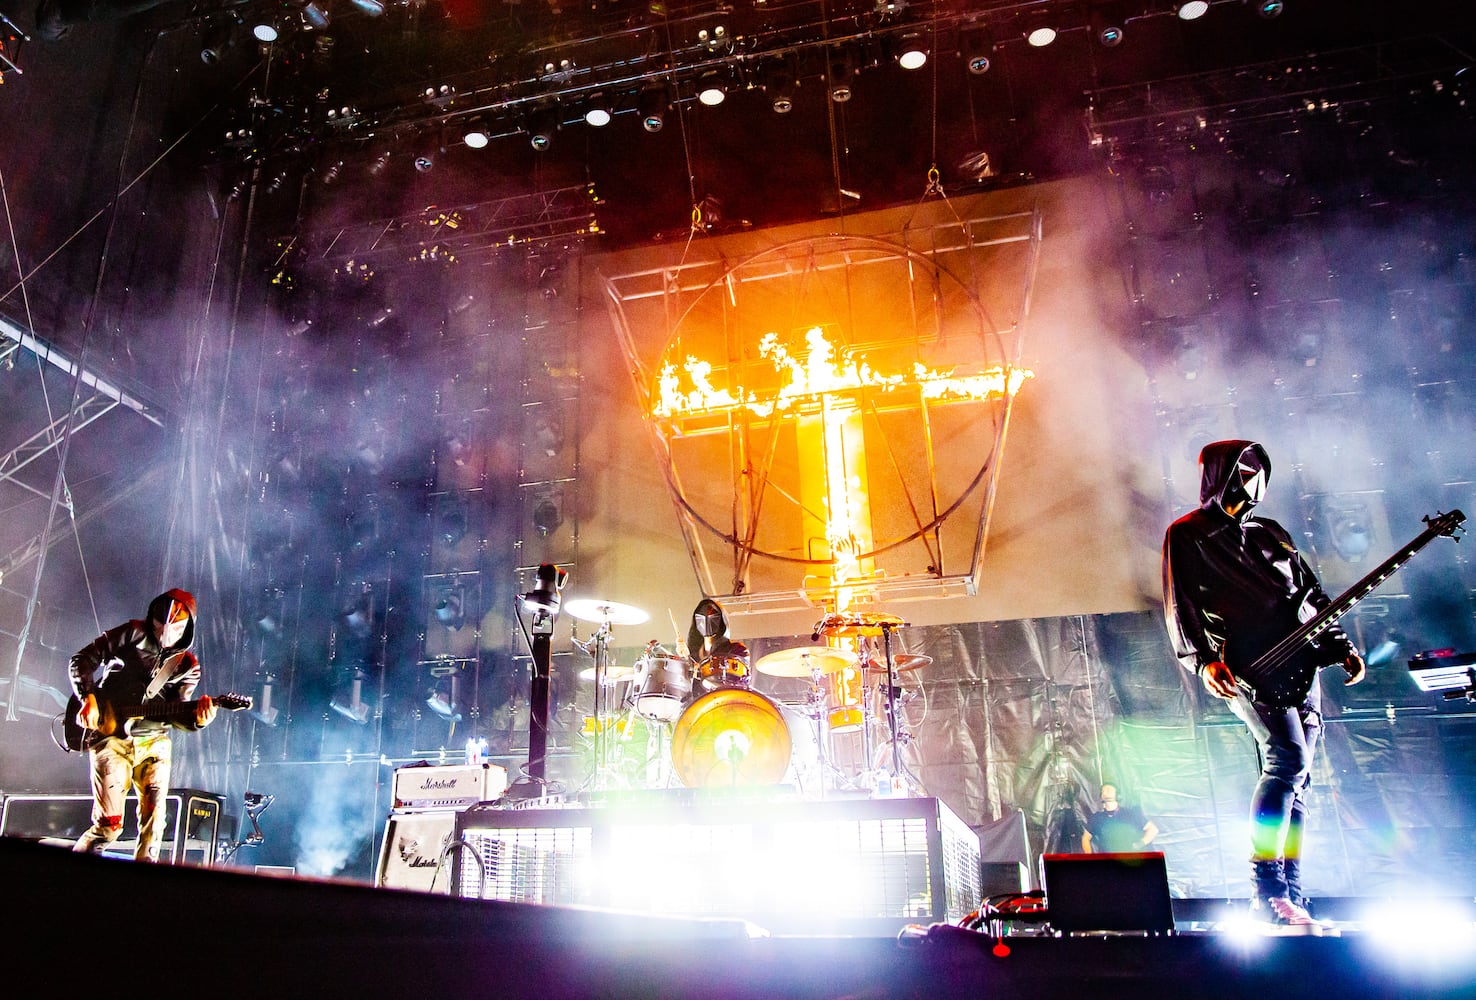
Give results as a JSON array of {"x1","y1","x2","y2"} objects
[
  {"x1": 391, "y1": 762, "x2": 507, "y2": 811},
  {"x1": 376, "y1": 810, "x2": 458, "y2": 893}
]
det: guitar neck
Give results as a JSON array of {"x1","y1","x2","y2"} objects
[
  {"x1": 1294, "y1": 524, "x2": 1448, "y2": 648},
  {"x1": 114, "y1": 698, "x2": 207, "y2": 723}
]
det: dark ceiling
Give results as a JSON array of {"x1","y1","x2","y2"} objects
[{"x1": 2, "y1": 0, "x2": 1474, "y2": 360}]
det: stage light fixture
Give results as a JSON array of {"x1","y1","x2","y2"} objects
[
  {"x1": 1091, "y1": 3, "x2": 1126, "y2": 46},
  {"x1": 349, "y1": 0, "x2": 385, "y2": 14},
  {"x1": 434, "y1": 587, "x2": 466, "y2": 630},
  {"x1": 527, "y1": 107, "x2": 558, "y2": 151},
  {"x1": 414, "y1": 153, "x2": 435, "y2": 172},
  {"x1": 533, "y1": 496, "x2": 563, "y2": 538},
  {"x1": 1176, "y1": 1, "x2": 1209, "y2": 20},
  {"x1": 463, "y1": 124, "x2": 489, "y2": 148},
  {"x1": 962, "y1": 24, "x2": 993, "y2": 74},
  {"x1": 1254, "y1": 0, "x2": 1284, "y2": 17},
  {"x1": 199, "y1": 22, "x2": 235, "y2": 64},
  {"x1": 828, "y1": 49, "x2": 855, "y2": 103},
  {"x1": 697, "y1": 71, "x2": 727, "y2": 107},
  {"x1": 252, "y1": 21, "x2": 279, "y2": 42},
  {"x1": 251, "y1": 675, "x2": 279, "y2": 727},
  {"x1": 438, "y1": 497, "x2": 470, "y2": 546},
  {"x1": 639, "y1": 85, "x2": 668, "y2": 133},
  {"x1": 1022, "y1": 11, "x2": 1057, "y2": 47},
  {"x1": 1327, "y1": 501, "x2": 1374, "y2": 562},
  {"x1": 895, "y1": 31, "x2": 928, "y2": 70},
  {"x1": 366, "y1": 146, "x2": 392, "y2": 176},
  {"x1": 764, "y1": 58, "x2": 797, "y2": 112},
  {"x1": 301, "y1": 1, "x2": 329, "y2": 30},
  {"x1": 330, "y1": 668, "x2": 372, "y2": 725},
  {"x1": 583, "y1": 94, "x2": 613, "y2": 127}
]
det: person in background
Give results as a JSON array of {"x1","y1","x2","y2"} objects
[{"x1": 1082, "y1": 782, "x2": 1159, "y2": 854}]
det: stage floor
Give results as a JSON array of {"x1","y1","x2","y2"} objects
[{"x1": 4, "y1": 836, "x2": 1474, "y2": 999}]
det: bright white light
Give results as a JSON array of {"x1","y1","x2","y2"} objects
[
  {"x1": 1178, "y1": 1, "x2": 1209, "y2": 19},
  {"x1": 463, "y1": 129, "x2": 489, "y2": 149},
  {"x1": 584, "y1": 107, "x2": 612, "y2": 127},
  {"x1": 698, "y1": 86, "x2": 726, "y2": 107},
  {"x1": 1026, "y1": 26, "x2": 1057, "y2": 47},
  {"x1": 898, "y1": 49, "x2": 927, "y2": 71},
  {"x1": 252, "y1": 23, "x2": 278, "y2": 42},
  {"x1": 1360, "y1": 900, "x2": 1476, "y2": 962}
]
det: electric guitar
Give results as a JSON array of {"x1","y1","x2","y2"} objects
[
  {"x1": 1225, "y1": 509, "x2": 1465, "y2": 708},
  {"x1": 62, "y1": 692, "x2": 252, "y2": 753}
]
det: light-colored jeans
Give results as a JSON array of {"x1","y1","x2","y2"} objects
[{"x1": 74, "y1": 731, "x2": 173, "y2": 862}]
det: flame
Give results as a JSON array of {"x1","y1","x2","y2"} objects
[
  {"x1": 650, "y1": 326, "x2": 1032, "y2": 604},
  {"x1": 652, "y1": 326, "x2": 1031, "y2": 419}
]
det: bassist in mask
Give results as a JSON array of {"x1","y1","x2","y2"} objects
[{"x1": 1163, "y1": 441, "x2": 1365, "y2": 928}]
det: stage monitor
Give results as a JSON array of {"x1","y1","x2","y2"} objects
[{"x1": 1039, "y1": 852, "x2": 1175, "y2": 934}]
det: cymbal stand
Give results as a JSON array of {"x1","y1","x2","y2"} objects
[
  {"x1": 880, "y1": 622, "x2": 904, "y2": 794},
  {"x1": 572, "y1": 619, "x2": 616, "y2": 787},
  {"x1": 806, "y1": 662, "x2": 832, "y2": 798}
]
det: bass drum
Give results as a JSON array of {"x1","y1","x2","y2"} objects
[{"x1": 670, "y1": 688, "x2": 792, "y2": 788}]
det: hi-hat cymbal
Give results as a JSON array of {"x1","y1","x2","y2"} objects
[
  {"x1": 578, "y1": 664, "x2": 636, "y2": 683},
  {"x1": 564, "y1": 598, "x2": 650, "y2": 626},
  {"x1": 865, "y1": 653, "x2": 933, "y2": 674},
  {"x1": 754, "y1": 646, "x2": 857, "y2": 677},
  {"x1": 814, "y1": 612, "x2": 909, "y2": 638}
]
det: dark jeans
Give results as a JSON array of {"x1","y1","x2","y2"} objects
[{"x1": 1231, "y1": 681, "x2": 1322, "y2": 899}]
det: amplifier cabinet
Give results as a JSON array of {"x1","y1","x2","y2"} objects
[
  {"x1": 0, "y1": 790, "x2": 222, "y2": 865},
  {"x1": 391, "y1": 763, "x2": 507, "y2": 811},
  {"x1": 376, "y1": 810, "x2": 459, "y2": 893}
]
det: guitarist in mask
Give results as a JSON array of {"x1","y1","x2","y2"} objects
[
  {"x1": 68, "y1": 589, "x2": 217, "y2": 861},
  {"x1": 1163, "y1": 441, "x2": 1365, "y2": 929}
]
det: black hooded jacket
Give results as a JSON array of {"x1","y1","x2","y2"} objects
[
  {"x1": 68, "y1": 588, "x2": 204, "y2": 737},
  {"x1": 1162, "y1": 441, "x2": 1354, "y2": 680}
]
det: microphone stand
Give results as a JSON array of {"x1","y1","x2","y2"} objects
[
  {"x1": 527, "y1": 606, "x2": 555, "y2": 785},
  {"x1": 513, "y1": 564, "x2": 566, "y2": 796}
]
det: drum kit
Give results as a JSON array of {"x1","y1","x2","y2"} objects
[{"x1": 566, "y1": 598, "x2": 930, "y2": 796}]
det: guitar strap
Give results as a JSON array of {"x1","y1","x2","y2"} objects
[{"x1": 141, "y1": 651, "x2": 179, "y2": 704}]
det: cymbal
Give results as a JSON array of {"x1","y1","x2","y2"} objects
[
  {"x1": 814, "y1": 612, "x2": 909, "y2": 638},
  {"x1": 865, "y1": 653, "x2": 933, "y2": 674},
  {"x1": 578, "y1": 664, "x2": 636, "y2": 683},
  {"x1": 564, "y1": 598, "x2": 650, "y2": 626},
  {"x1": 754, "y1": 646, "x2": 857, "y2": 677}
]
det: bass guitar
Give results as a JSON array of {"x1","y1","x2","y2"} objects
[
  {"x1": 1225, "y1": 509, "x2": 1464, "y2": 707},
  {"x1": 62, "y1": 692, "x2": 252, "y2": 753}
]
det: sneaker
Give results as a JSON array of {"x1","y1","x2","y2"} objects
[{"x1": 1252, "y1": 896, "x2": 1328, "y2": 935}]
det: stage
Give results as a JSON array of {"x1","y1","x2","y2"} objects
[{"x1": 4, "y1": 837, "x2": 1473, "y2": 999}]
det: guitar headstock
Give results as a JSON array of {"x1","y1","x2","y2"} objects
[
  {"x1": 1425, "y1": 509, "x2": 1467, "y2": 540},
  {"x1": 215, "y1": 692, "x2": 254, "y2": 711}
]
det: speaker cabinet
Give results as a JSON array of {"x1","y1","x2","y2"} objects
[{"x1": 0, "y1": 790, "x2": 222, "y2": 865}]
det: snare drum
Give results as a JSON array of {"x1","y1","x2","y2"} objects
[
  {"x1": 694, "y1": 654, "x2": 751, "y2": 692},
  {"x1": 631, "y1": 655, "x2": 692, "y2": 722}
]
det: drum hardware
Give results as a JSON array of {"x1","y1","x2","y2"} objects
[
  {"x1": 631, "y1": 642, "x2": 693, "y2": 723},
  {"x1": 813, "y1": 612, "x2": 909, "y2": 639},
  {"x1": 578, "y1": 664, "x2": 635, "y2": 683},
  {"x1": 813, "y1": 612, "x2": 915, "y2": 796},
  {"x1": 564, "y1": 598, "x2": 651, "y2": 627},
  {"x1": 754, "y1": 645, "x2": 857, "y2": 677},
  {"x1": 863, "y1": 652, "x2": 932, "y2": 674},
  {"x1": 568, "y1": 598, "x2": 649, "y2": 789}
]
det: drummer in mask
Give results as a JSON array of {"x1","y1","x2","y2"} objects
[{"x1": 686, "y1": 599, "x2": 751, "y2": 694}]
